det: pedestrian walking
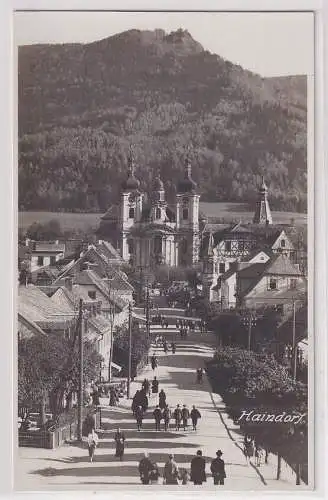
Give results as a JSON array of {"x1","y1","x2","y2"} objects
[
  {"x1": 139, "y1": 388, "x2": 149, "y2": 412},
  {"x1": 151, "y1": 354, "x2": 158, "y2": 371},
  {"x1": 142, "y1": 378, "x2": 150, "y2": 396},
  {"x1": 190, "y1": 405, "x2": 201, "y2": 430},
  {"x1": 171, "y1": 342, "x2": 176, "y2": 354},
  {"x1": 163, "y1": 404, "x2": 171, "y2": 431},
  {"x1": 190, "y1": 450, "x2": 207, "y2": 485},
  {"x1": 255, "y1": 443, "x2": 263, "y2": 467},
  {"x1": 152, "y1": 376, "x2": 159, "y2": 394},
  {"x1": 87, "y1": 428, "x2": 98, "y2": 463},
  {"x1": 181, "y1": 404, "x2": 190, "y2": 431},
  {"x1": 243, "y1": 435, "x2": 254, "y2": 464},
  {"x1": 165, "y1": 320, "x2": 169, "y2": 329},
  {"x1": 135, "y1": 405, "x2": 144, "y2": 431},
  {"x1": 153, "y1": 405, "x2": 162, "y2": 431},
  {"x1": 114, "y1": 427, "x2": 125, "y2": 460},
  {"x1": 139, "y1": 452, "x2": 158, "y2": 485},
  {"x1": 196, "y1": 367, "x2": 203, "y2": 384},
  {"x1": 173, "y1": 404, "x2": 182, "y2": 431},
  {"x1": 210, "y1": 449, "x2": 226, "y2": 485},
  {"x1": 163, "y1": 340, "x2": 168, "y2": 354},
  {"x1": 163, "y1": 454, "x2": 179, "y2": 485},
  {"x1": 159, "y1": 389, "x2": 166, "y2": 410}
]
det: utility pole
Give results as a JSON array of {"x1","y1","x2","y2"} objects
[
  {"x1": 77, "y1": 299, "x2": 84, "y2": 441},
  {"x1": 127, "y1": 302, "x2": 132, "y2": 399},
  {"x1": 146, "y1": 285, "x2": 150, "y2": 340},
  {"x1": 292, "y1": 300, "x2": 297, "y2": 381},
  {"x1": 241, "y1": 312, "x2": 257, "y2": 351}
]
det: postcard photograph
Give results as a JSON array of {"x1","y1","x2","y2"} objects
[{"x1": 14, "y1": 9, "x2": 314, "y2": 491}]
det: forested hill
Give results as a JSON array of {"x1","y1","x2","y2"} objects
[{"x1": 18, "y1": 28, "x2": 307, "y2": 213}]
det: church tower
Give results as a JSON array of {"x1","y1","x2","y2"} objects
[
  {"x1": 253, "y1": 177, "x2": 273, "y2": 225},
  {"x1": 120, "y1": 155, "x2": 143, "y2": 262},
  {"x1": 176, "y1": 158, "x2": 200, "y2": 266},
  {"x1": 150, "y1": 175, "x2": 167, "y2": 223}
]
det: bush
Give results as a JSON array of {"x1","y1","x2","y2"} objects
[
  {"x1": 113, "y1": 321, "x2": 150, "y2": 378},
  {"x1": 206, "y1": 347, "x2": 308, "y2": 479}
]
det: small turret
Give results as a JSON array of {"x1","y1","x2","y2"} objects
[
  {"x1": 177, "y1": 158, "x2": 198, "y2": 194},
  {"x1": 121, "y1": 154, "x2": 140, "y2": 192},
  {"x1": 253, "y1": 176, "x2": 272, "y2": 225}
]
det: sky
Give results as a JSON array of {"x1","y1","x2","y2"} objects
[{"x1": 14, "y1": 11, "x2": 314, "y2": 77}]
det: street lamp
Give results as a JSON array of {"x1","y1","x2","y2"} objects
[{"x1": 241, "y1": 311, "x2": 257, "y2": 351}]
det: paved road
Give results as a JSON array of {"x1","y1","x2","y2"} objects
[{"x1": 15, "y1": 330, "x2": 305, "y2": 491}]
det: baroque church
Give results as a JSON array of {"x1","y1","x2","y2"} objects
[{"x1": 118, "y1": 156, "x2": 201, "y2": 269}]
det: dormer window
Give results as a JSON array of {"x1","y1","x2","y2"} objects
[
  {"x1": 129, "y1": 207, "x2": 135, "y2": 219},
  {"x1": 268, "y1": 278, "x2": 278, "y2": 290},
  {"x1": 281, "y1": 239, "x2": 286, "y2": 248}
]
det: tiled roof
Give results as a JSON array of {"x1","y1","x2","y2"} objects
[
  {"x1": 265, "y1": 254, "x2": 302, "y2": 276},
  {"x1": 18, "y1": 284, "x2": 76, "y2": 329},
  {"x1": 33, "y1": 242, "x2": 65, "y2": 253},
  {"x1": 96, "y1": 240, "x2": 122, "y2": 261},
  {"x1": 18, "y1": 312, "x2": 46, "y2": 338}
]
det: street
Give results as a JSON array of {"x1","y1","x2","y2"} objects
[{"x1": 15, "y1": 327, "x2": 305, "y2": 490}]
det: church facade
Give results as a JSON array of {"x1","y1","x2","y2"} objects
[{"x1": 119, "y1": 157, "x2": 201, "y2": 270}]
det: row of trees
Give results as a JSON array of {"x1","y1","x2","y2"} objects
[{"x1": 206, "y1": 347, "x2": 308, "y2": 483}]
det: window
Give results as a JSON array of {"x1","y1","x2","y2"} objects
[
  {"x1": 129, "y1": 207, "x2": 135, "y2": 219},
  {"x1": 281, "y1": 239, "x2": 286, "y2": 248},
  {"x1": 50, "y1": 255, "x2": 56, "y2": 266},
  {"x1": 88, "y1": 290, "x2": 96, "y2": 300},
  {"x1": 154, "y1": 235, "x2": 162, "y2": 254},
  {"x1": 238, "y1": 241, "x2": 245, "y2": 251},
  {"x1": 290, "y1": 278, "x2": 297, "y2": 290},
  {"x1": 268, "y1": 278, "x2": 278, "y2": 290},
  {"x1": 219, "y1": 263, "x2": 225, "y2": 273},
  {"x1": 37, "y1": 256, "x2": 44, "y2": 266},
  {"x1": 156, "y1": 207, "x2": 161, "y2": 219},
  {"x1": 182, "y1": 208, "x2": 189, "y2": 220}
]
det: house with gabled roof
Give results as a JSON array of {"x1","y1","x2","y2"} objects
[
  {"x1": 18, "y1": 284, "x2": 76, "y2": 338},
  {"x1": 237, "y1": 253, "x2": 306, "y2": 310}
]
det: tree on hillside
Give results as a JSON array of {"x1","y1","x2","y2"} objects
[{"x1": 26, "y1": 219, "x2": 62, "y2": 241}]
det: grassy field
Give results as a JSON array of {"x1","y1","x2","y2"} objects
[{"x1": 18, "y1": 202, "x2": 307, "y2": 231}]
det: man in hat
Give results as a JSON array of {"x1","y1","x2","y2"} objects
[
  {"x1": 163, "y1": 454, "x2": 179, "y2": 484},
  {"x1": 210, "y1": 450, "x2": 226, "y2": 485},
  {"x1": 190, "y1": 449, "x2": 206, "y2": 485}
]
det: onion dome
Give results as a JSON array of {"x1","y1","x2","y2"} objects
[
  {"x1": 177, "y1": 158, "x2": 198, "y2": 194},
  {"x1": 121, "y1": 155, "x2": 140, "y2": 192}
]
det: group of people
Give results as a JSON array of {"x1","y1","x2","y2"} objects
[
  {"x1": 243, "y1": 435, "x2": 265, "y2": 467},
  {"x1": 138, "y1": 450, "x2": 226, "y2": 485},
  {"x1": 151, "y1": 314, "x2": 169, "y2": 328}
]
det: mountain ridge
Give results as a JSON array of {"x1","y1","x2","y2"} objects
[{"x1": 18, "y1": 28, "x2": 307, "y2": 213}]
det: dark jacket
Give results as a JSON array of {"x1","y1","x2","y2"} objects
[
  {"x1": 182, "y1": 408, "x2": 190, "y2": 421},
  {"x1": 139, "y1": 457, "x2": 154, "y2": 479},
  {"x1": 152, "y1": 380, "x2": 159, "y2": 393},
  {"x1": 153, "y1": 408, "x2": 162, "y2": 422},
  {"x1": 190, "y1": 408, "x2": 201, "y2": 422},
  {"x1": 190, "y1": 456, "x2": 207, "y2": 483},
  {"x1": 173, "y1": 408, "x2": 182, "y2": 421},
  {"x1": 210, "y1": 457, "x2": 226, "y2": 478}
]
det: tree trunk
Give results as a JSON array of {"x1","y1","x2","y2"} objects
[
  {"x1": 276, "y1": 453, "x2": 281, "y2": 480},
  {"x1": 38, "y1": 394, "x2": 47, "y2": 427}
]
